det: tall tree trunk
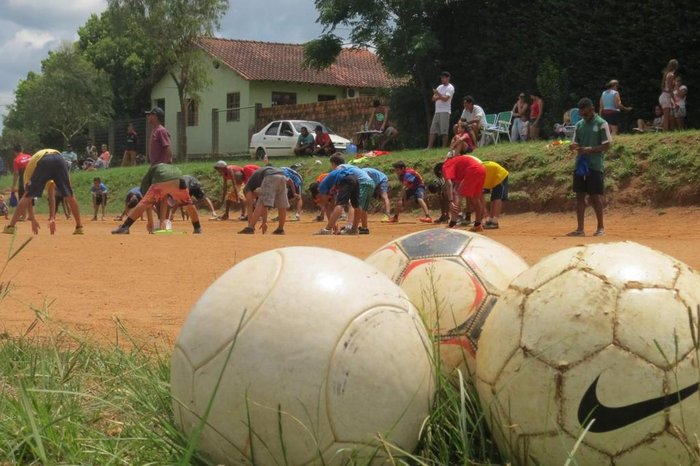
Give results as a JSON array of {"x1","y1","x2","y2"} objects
[{"x1": 176, "y1": 84, "x2": 188, "y2": 162}]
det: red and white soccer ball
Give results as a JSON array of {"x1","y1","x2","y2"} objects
[
  {"x1": 365, "y1": 229, "x2": 528, "y2": 376},
  {"x1": 171, "y1": 247, "x2": 434, "y2": 465},
  {"x1": 476, "y1": 242, "x2": 700, "y2": 465}
]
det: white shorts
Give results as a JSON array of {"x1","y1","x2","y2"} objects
[
  {"x1": 659, "y1": 92, "x2": 674, "y2": 109},
  {"x1": 430, "y1": 112, "x2": 451, "y2": 135}
]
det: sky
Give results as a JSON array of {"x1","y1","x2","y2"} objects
[{"x1": 0, "y1": 0, "x2": 336, "y2": 131}]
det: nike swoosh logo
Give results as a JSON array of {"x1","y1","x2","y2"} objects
[{"x1": 578, "y1": 374, "x2": 699, "y2": 433}]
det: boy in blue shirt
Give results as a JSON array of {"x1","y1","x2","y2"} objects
[
  {"x1": 91, "y1": 177, "x2": 108, "y2": 221},
  {"x1": 363, "y1": 167, "x2": 392, "y2": 223}
]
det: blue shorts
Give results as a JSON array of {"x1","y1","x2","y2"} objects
[
  {"x1": 406, "y1": 186, "x2": 426, "y2": 200},
  {"x1": 483, "y1": 176, "x2": 509, "y2": 201},
  {"x1": 375, "y1": 180, "x2": 389, "y2": 195}
]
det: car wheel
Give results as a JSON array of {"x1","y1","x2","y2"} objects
[{"x1": 255, "y1": 148, "x2": 266, "y2": 160}]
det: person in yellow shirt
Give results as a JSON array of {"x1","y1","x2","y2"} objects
[
  {"x1": 3, "y1": 149, "x2": 84, "y2": 235},
  {"x1": 481, "y1": 161, "x2": 509, "y2": 229}
]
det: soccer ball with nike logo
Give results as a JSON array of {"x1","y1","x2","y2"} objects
[
  {"x1": 171, "y1": 247, "x2": 434, "y2": 465},
  {"x1": 476, "y1": 242, "x2": 700, "y2": 465},
  {"x1": 366, "y1": 229, "x2": 528, "y2": 377}
]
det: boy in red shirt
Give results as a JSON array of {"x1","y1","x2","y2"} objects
[
  {"x1": 11, "y1": 145, "x2": 32, "y2": 201},
  {"x1": 214, "y1": 161, "x2": 260, "y2": 220},
  {"x1": 442, "y1": 155, "x2": 487, "y2": 231},
  {"x1": 389, "y1": 161, "x2": 432, "y2": 223}
]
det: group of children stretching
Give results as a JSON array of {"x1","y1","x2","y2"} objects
[{"x1": 2, "y1": 146, "x2": 509, "y2": 236}]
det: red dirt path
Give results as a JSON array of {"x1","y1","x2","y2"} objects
[{"x1": 1, "y1": 207, "x2": 699, "y2": 345}]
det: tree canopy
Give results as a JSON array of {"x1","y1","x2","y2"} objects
[{"x1": 3, "y1": 44, "x2": 113, "y2": 148}]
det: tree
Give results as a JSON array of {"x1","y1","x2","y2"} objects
[
  {"x1": 77, "y1": 7, "x2": 159, "y2": 118},
  {"x1": 4, "y1": 43, "x2": 113, "y2": 148},
  {"x1": 108, "y1": 0, "x2": 229, "y2": 160}
]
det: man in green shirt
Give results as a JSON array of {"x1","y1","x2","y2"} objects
[
  {"x1": 112, "y1": 163, "x2": 202, "y2": 234},
  {"x1": 567, "y1": 97, "x2": 612, "y2": 237},
  {"x1": 293, "y1": 126, "x2": 315, "y2": 155}
]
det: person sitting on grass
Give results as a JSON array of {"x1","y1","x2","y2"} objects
[
  {"x1": 238, "y1": 166, "x2": 298, "y2": 235},
  {"x1": 363, "y1": 167, "x2": 392, "y2": 223},
  {"x1": 313, "y1": 125, "x2": 335, "y2": 156},
  {"x1": 449, "y1": 122, "x2": 476, "y2": 156},
  {"x1": 442, "y1": 154, "x2": 487, "y2": 232},
  {"x1": 3, "y1": 149, "x2": 84, "y2": 235},
  {"x1": 214, "y1": 161, "x2": 259, "y2": 220},
  {"x1": 389, "y1": 161, "x2": 432, "y2": 224},
  {"x1": 115, "y1": 187, "x2": 143, "y2": 221},
  {"x1": 634, "y1": 105, "x2": 664, "y2": 132},
  {"x1": 112, "y1": 164, "x2": 201, "y2": 235},
  {"x1": 91, "y1": 177, "x2": 108, "y2": 221},
  {"x1": 427, "y1": 162, "x2": 450, "y2": 224},
  {"x1": 294, "y1": 126, "x2": 315, "y2": 155},
  {"x1": 481, "y1": 161, "x2": 509, "y2": 229}
]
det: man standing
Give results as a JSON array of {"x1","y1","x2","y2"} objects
[
  {"x1": 122, "y1": 122, "x2": 139, "y2": 166},
  {"x1": 427, "y1": 71, "x2": 454, "y2": 149},
  {"x1": 145, "y1": 107, "x2": 172, "y2": 165},
  {"x1": 567, "y1": 98, "x2": 612, "y2": 237}
]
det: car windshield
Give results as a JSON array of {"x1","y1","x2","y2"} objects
[{"x1": 293, "y1": 121, "x2": 336, "y2": 135}]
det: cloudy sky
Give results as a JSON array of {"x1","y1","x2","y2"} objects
[{"x1": 0, "y1": 0, "x2": 338, "y2": 130}]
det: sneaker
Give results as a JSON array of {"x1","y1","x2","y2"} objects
[
  {"x1": 340, "y1": 227, "x2": 359, "y2": 235},
  {"x1": 418, "y1": 216, "x2": 433, "y2": 224},
  {"x1": 193, "y1": 227, "x2": 202, "y2": 234},
  {"x1": 566, "y1": 230, "x2": 585, "y2": 237},
  {"x1": 593, "y1": 229, "x2": 606, "y2": 237},
  {"x1": 314, "y1": 227, "x2": 333, "y2": 235},
  {"x1": 434, "y1": 214, "x2": 449, "y2": 224},
  {"x1": 238, "y1": 226, "x2": 255, "y2": 234},
  {"x1": 73, "y1": 226, "x2": 85, "y2": 235},
  {"x1": 381, "y1": 214, "x2": 391, "y2": 223},
  {"x1": 315, "y1": 214, "x2": 324, "y2": 222},
  {"x1": 470, "y1": 224, "x2": 484, "y2": 232},
  {"x1": 271, "y1": 216, "x2": 279, "y2": 222},
  {"x1": 293, "y1": 213, "x2": 301, "y2": 221},
  {"x1": 359, "y1": 227, "x2": 370, "y2": 235},
  {"x1": 448, "y1": 220, "x2": 457, "y2": 228},
  {"x1": 2, "y1": 225, "x2": 16, "y2": 234},
  {"x1": 111, "y1": 226, "x2": 128, "y2": 235},
  {"x1": 484, "y1": 221, "x2": 500, "y2": 230},
  {"x1": 459, "y1": 219, "x2": 473, "y2": 227},
  {"x1": 387, "y1": 215, "x2": 399, "y2": 224},
  {"x1": 272, "y1": 228, "x2": 285, "y2": 235},
  {"x1": 238, "y1": 215, "x2": 248, "y2": 221}
]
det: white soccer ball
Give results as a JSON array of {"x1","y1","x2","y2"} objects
[
  {"x1": 171, "y1": 247, "x2": 434, "y2": 465},
  {"x1": 476, "y1": 242, "x2": 700, "y2": 465},
  {"x1": 366, "y1": 229, "x2": 528, "y2": 376}
]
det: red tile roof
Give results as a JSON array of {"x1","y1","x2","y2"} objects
[{"x1": 196, "y1": 37, "x2": 398, "y2": 89}]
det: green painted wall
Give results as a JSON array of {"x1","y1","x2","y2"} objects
[{"x1": 150, "y1": 54, "x2": 371, "y2": 157}]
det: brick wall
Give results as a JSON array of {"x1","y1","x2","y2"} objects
[{"x1": 255, "y1": 96, "x2": 376, "y2": 142}]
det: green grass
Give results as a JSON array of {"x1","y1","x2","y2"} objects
[{"x1": 2, "y1": 130, "x2": 700, "y2": 215}]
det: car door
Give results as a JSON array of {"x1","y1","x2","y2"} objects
[
  {"x1": 262, "y1": 121, "x2": 281, "y2": 156},
  {"x1": 277, "y1": 121, "x2": 296, "y2": 155}
]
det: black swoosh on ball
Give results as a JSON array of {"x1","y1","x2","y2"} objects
[{"x1": 577, "y1": 375, "x2": 699, "y2": 433}]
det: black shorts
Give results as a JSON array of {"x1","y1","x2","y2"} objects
[
  {"x1": 18, "y1": 169, "x2": 26, "y2": 198},
  {"x1": 573, "y1": 170, "x2": 604, "y2": 195},
  {"x1": 601, "y1": 110, "x2": 620, "y2": 126},
  {"x1": 26, "y1": 154, "x2": 73, "y2": 198},
  {"x1": 189, "y1": 184, "x2": 205, "y2": 201},
  {"x1": 335, "y1": 175, "x2": 359, "y2": 208},
  {"x1": 94, "y1": 193, "x2": 106, "y2": 205},
  {"x1": 484, "y1": 176, "x2": 509, "y2": 201}
]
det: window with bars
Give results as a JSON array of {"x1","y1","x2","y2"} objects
[
  {"x1": 226, "y1": 92, "x2": 240, "y2": 121},
  {"x1": 186, "y1": 99, "x2": 198, "y2": 127}
]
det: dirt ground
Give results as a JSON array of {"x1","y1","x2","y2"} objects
[{"x1": 1, "y1": 206, "x2": 699, "y2": 345}]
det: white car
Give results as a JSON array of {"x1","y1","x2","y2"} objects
[{"x1": 249, "y1": 120, "x2": 350, "y2": 159}]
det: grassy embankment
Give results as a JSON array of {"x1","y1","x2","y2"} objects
[{"x1": 2, "y1": 130, "x2": 699, "y2": 215}]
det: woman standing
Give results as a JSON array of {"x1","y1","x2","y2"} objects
[
  {"x1": 599, "y1": 79, "x2": 631, "y2": 135},
  {"x1": 659, "y1": 59, "x2": 679, "y2": 131},
  {"x1": 510, "y1": 93, "x2": 529, "y2": 142},
  {"x1": 529, "y1": 92, "x2": 544, "y2": 141}
]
